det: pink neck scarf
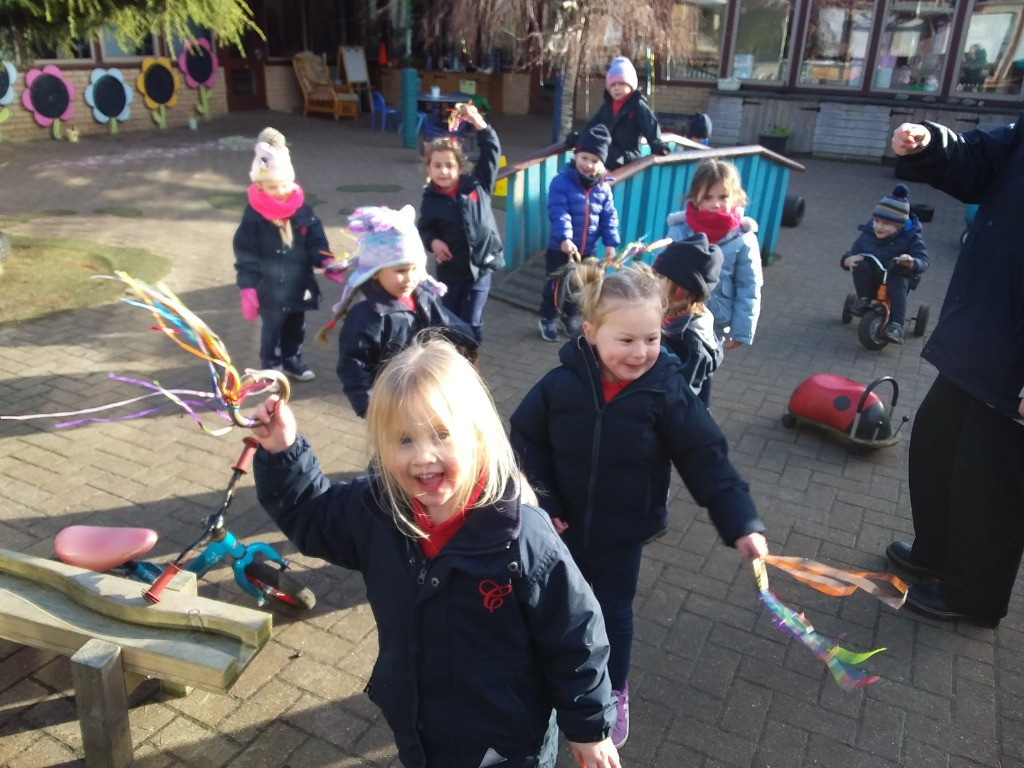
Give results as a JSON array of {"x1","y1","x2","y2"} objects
[
  {"x1": 248, "y1": 184, "x2": 305, "y2": 221},
  {"x1": 684, "y1": 202, "x2": 742, "y2": 244}
]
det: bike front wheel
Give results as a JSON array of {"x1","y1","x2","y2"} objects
[{"x1": 244, "y1": 561, "x2": 316, "y2": 611}]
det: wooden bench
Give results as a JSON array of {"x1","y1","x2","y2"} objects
[{"x1": 0, "y1": 548, "x2": 272, "y2": 768}]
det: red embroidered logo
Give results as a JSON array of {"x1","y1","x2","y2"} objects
[
  {"x1": 479, "y1": 580, "x2": 513, "y2": 612},
  {"x1": 469, "y1": 190, "x2": 479, "y2": 203},
  {"x1": 300, "y1": 226, "x2": 308, "y2": 235}
]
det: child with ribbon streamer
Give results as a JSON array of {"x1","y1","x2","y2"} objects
[
  {"x1": 651, "y1": 232, "x2": 725, "y2": 406},
  {"x1": 418, "y1": 102, "x2": 504, "y2": 345},
  {"x1": 665, "y1": 158, "x2": 762, "y2": 351},
  {"x1": 510, "y1": 261, "x2": 769, "y2": 748},
  {"x1": 249, "y1": 336, "x2": 621, "y2": 768},
  {"x1": 539, "y1": 124, "x2": 621, "y2": 342},
  {"x1": 234, "y1": 127, "x2": 344, "y2": 382},
  {"x1": 315, "y1": 205, "x2": 478, "y2": 419}
]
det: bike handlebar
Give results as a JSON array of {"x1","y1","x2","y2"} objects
[
  {"x1": 143, "y1": 562, "x2": 182, "y2": 603},
  {"x1": 234, "y1": 437, "x2": 260, "y2": 474}
]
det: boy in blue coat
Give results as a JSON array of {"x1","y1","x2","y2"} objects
[
  {"x1": 840, "y1": 183, "x2": 929, "y2": 344},
  {"x1": 539, "y1": 124, "x2": 621, "y2": 342}
]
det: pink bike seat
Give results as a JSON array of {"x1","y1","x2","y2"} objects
[{"x1": 54, "y1": 525, "x2": 159, "y2": 572}]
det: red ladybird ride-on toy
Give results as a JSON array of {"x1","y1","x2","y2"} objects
[
  {"x1": 781, "y1": 373, "x2": 908, "y2": 449},
  {"x1": 841, "y1": 254, "x2": 929, "y2": 351}
]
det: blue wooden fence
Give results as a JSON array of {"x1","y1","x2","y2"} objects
[{"x1": 498, "y1": 139, "x2": 803, "y2": 270}]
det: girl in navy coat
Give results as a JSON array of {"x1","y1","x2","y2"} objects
[
  {"x1": 234, "y1": 127, "x2": 341, "y2": 381},
  {"x1": 511, "y1": 261, "x2": 768, "y2": 748},
  {"x1": 539, "y1": 124, "x2": 621, "y2": 342},
  {"x1": 250, "y1": 337, "x2": 620, "y2": 768},
  {"x1": 315, "y1": 205, "x2": 477, "y2": 418},
  {"x1": 418, "y1": 103, "x2": 504, "y2": 344}
]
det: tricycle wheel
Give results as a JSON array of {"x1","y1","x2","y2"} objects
[
  {"x1": 858, "y1": 308, "x2": 889, "y2": 351},
  {"x1": 913, "y1": 304, "x2": 930, "y2": 337},
  {"x1": 842, "y1": 293, "x2": 856, "y2": 325},
  {"x1": 244, "y1": 561, "x2": 316, "y2": 611},
  {"x1": 781, "y1": 412, "x2": 797, "y2": 429}
]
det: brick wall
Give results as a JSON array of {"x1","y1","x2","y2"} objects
[
  {"x1": 265, "y1": 62, "x2": 302, "y2": 113},
  {"x1": 1, "y1": 64, "x2": 228, "y2": 143}
]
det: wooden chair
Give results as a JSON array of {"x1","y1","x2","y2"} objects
[{"x1": 292, "y1": 51, "x2": 358, "y2": 120}]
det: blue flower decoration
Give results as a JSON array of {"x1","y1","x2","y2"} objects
[
  {"x1": 85, "y1": 67, "x2": 133, "y2": 126},
  {"x1": 0, "y1": 58, "x2": 16, "y2": 106}
]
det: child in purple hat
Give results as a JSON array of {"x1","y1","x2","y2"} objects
[{"x1": 567, "y1": 56, "x2": 669, "y2": 170}]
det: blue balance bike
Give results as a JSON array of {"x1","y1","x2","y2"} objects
[{"x1": 55, "y1": 437, "x2": 315, "y2": 611}]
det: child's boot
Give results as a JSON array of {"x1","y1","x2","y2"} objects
[
  {"x1": 850, "y1": 297, "x2": 871, "y2": 317},
  {"x1": 538, "y1": 318, "x2": 559, "y2": 342},
  {"x1": 282, "y1": 355, "x2": 316, "y2": 382},
  {"x1": 611, "y1": 682, "x2": 629, "y2": 747},
  {"x1": 884, "y1": 322, "x2": 905, "y2": 344},
  {"x1": 559, "y1": 314, "x2": 582, "y2": 338}
]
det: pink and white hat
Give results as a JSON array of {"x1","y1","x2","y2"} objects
[{"x1": 249, "y1": 127, "x2": 296, "y2": 185}]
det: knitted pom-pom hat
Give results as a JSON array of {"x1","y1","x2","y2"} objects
[
  {"x1": 576, "y1": 124, "x2": 612, "y2": 164},
  {"x1": 606, "y1": 56, "x2": 638, "y2": 91},
  {"x1": 250, "y1": 127, "x2": 295, "y2": 185},
  {"x1": 873, "y1": 184, "x2": 911, "y2": 226},
  {"x1": 331, "y1": 205, "x2": 445, "y2": 311}
]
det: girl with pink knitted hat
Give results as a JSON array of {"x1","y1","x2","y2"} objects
[
  {"x1": 234, "y1": 126, "x2": 343, "y2": 382},
  {"x1": 567, "y1": 56, "x2": 669, "y2": 171}
]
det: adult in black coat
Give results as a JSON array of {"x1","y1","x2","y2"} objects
[{"x1": 886, "y1": 117, "x2": 1024, "y2": 628}]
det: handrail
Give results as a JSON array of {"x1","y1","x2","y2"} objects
[{"x1": 497, "y1": 133, "x2": 805, "y2": 270}]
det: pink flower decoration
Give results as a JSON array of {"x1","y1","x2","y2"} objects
[
  {"x1": 21, "y1": 64, "x2": 75, "y2": 127},
  {"x1": 177, "y1": 38, "x2": 218, "y2": 89}
]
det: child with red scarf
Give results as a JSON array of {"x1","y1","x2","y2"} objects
[
  {"x1": 234, "y1": 127, "x2": 342, "y2": 381},
  {"x1": 664, "y1": 158, "x2": 762, "y2": 350}
]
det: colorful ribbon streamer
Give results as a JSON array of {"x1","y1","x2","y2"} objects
[
  {"x1": 752, "y1": 556, "x2": 907, "y2": 690},
  {"x1": 100, "y1": 272, "x2": 289, "y2": 429}
]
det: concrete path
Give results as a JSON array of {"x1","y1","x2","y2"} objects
[{"x1": 1, "y1": 111, "x2": 1020, "y2": 768}]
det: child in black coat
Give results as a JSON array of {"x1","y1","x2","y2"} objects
[
  {"x1": 316, "y1": 205, "x2": 478, "y2": 418},
  {"x1": 418, "y1": 103, "x2": 504, "y2": 344},
  {"x1": 568, "y1": 57, "x2": 669, "y2": 171},
  {"x1": 234, "y1": 127, "x2": 341, "y2": 381}
]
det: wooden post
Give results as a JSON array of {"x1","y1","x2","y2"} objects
[{"x1": 71, "y1": 639, "x2": 133, "y2": 768}]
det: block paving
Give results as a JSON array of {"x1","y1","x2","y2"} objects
[{"x1": 1, "y1": 111, "x2": 1022, "y2": 767}]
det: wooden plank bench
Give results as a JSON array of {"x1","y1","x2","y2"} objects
[{"x1": 0, "y1": 548, "x2": 272, "y2": 768}]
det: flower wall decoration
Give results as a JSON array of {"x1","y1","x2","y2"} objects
[
  {"x1": 178, "y1": 38, "x2": 218, "y2": 118},
  {"x1": 85, "y1": 68, "x2": 133, "y2": 133},
  {"x1": 136, "y1": 57, "x2": 179, "y2": 129},
  {"x1": 22, "y1": 64, "x2": 75, "y2": 140},
  {"x1": 0, "y1": 56, "x2": 16, "y2": 143}
]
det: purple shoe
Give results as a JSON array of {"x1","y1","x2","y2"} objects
[{"x1": 611, "y1": 682, "x2": 629, "y2": 747}]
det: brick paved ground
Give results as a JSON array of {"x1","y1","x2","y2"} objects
[{"x1": 1, "y1": 111, "x2": 1022, "y2": 768}]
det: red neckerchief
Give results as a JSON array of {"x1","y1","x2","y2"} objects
[
  {"x1": 602, "y1": 378, "x2": 630, "y2": 402},
  {"x1": 684, "y1": 202, "x2": 742, "y2": 244},
  {"x1": 413, "y1": 476, "x2": 485, "y2": 558},
  {"x1": 434, "y1": 181, "x2": 459, "y2": 198},
  {"x1": 611, "y1": 97, "x2": 627, "y2": 118},
  {"x1": 247, "y1": 183, "x2": 305, "y2": 221},
  {"x1": 398, "y1": 295, "x2": 416, "y2": 311}
]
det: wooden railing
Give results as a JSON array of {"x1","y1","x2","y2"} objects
[{"x1": 496, "y1": 133, "x2": 804, "y2": 270}]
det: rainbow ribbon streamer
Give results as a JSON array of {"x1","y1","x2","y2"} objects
[
  {"x1": 753, "y1": 556, "x2": 907, "y2": 690},
  {"x1": 582, "y1": 237, "x2": 674, "y2": 274},
  {"x1": 99, "y1": 272, "x2": 288, "y2": 430}
]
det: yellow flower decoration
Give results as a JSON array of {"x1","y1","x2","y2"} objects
[{"x1": 136, "y1": 57, "x2": 180, "y2": 128}]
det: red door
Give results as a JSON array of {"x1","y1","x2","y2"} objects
[{"x1": 218, "y1": 14, "x2": 267, "y2": 111}]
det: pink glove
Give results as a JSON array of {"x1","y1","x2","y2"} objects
[
  {"x1": 240, "y1": 288, "x2": 259, "y2": 322},
  {"x1": 322, "y1": 256, "x2": 347, "y2": 285}
]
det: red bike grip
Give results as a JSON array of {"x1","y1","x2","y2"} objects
[
  {"x1": 234, "y1": 437, "x2": 260, "y2": 474},
  {"x1": 143, "y1": 563, "x2": 182, "y2": 603}
]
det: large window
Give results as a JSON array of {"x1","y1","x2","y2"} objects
[
  {"x1": 955, "y1": 0, "x2": 1024, "y2": 97},
  {"x1": 799, "y1": 0, "x2": 874, "y2": 87},
  {"x1": 99, "y1": 27, "x2": 155, "y2": 59},
  {"x1": 874, "y1": 0, "x2": 954, "y2": 92},
  {"x1": 733, "y1": 0, "x2": 796, "y2": 81},
  {"x1": 265, "y1": 0, "x2": 307, "y2": 59},
  {"x1": 664, "y1": 0, "x2": 726, "y2": 81}
]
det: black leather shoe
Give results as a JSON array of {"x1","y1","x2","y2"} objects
[
  {"x1": 905, "y1": 583, "x2": 1000, "y2": 628},
  {"x1": 885, "y1": 541, "x2": 940, "y2": 579}
]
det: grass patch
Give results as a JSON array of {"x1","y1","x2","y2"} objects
[
  {"x1": 0, "y1": 210, "x2": 77, "y2": 227},
  {"x1": 94, "y1": 206, "x2": 145, "y2": 218},
  {"x1": 0, "y1": 235, "x2": 171, "y2": 324}
]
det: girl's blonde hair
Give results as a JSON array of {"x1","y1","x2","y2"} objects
[
  {"x1": 365, "y1": 333, "x2": 521, "y2": 537},
  {"x1": 663, "y1": 284, "x2": 708, "y2": 320},
  {"x1": 566, "y1": 260, "x2": 666, "y2": 329},
  {"x1": 423, "y1": 137, "x2": 469, "y2": 173},
  {"x1": 686, "y1": 158, "x2": 747, "y2": 209}
]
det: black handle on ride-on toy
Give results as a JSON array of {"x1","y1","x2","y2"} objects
[
  {"x1": 233, "y1": 437, "x2": 260, "y2": 474},
  {"x1": 143, "y1": 562, "x2": 182, "y2": 603}
]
